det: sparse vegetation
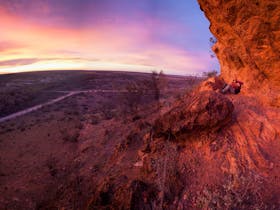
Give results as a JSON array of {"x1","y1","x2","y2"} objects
[
  {"x1": 0, "y1": 70, "x2": 201, "y2": 209},
  {"x1": 62, "y1": 130, "x2": 80, "y2": 143},
  {"x1": 46, "y1": 156, "x2": 58, "y2": 177},
  {"x1": 202, "y1": 70, "x2": 218, "y2": 78}
]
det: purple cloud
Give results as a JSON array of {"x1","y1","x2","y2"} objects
[{"x1": 0, "y1": 58, "x2": 39, "y2": 66}]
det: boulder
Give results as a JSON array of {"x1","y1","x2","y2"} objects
[
  {"x1": 154, "y1": 91, "x2": 234, "y2": 138},
  {"x1": 198, "y1": 77, "x2": 227, "y2": 92}
]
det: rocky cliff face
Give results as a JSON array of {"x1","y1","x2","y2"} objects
[{"x1": 198, "y1": 0, "x2": 280, "y2": 106}]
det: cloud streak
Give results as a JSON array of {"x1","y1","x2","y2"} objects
[{"x1": 0, "y1": 58, "x2": 39, "y2": 66}]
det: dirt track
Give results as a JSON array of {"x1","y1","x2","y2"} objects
[{"x1": 0, "y1": 89, "x2": 131, "y2": 123}]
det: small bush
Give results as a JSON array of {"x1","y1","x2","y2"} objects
[
  {"x1": 46, "y1": 157, "x2": 58, "y2": 177},
  {"x1": 202, "y1": 70, "x2": 218, "y2": 78},
  {"x1": 61, "y1": 129, "x2": 80, "y2": 143}
]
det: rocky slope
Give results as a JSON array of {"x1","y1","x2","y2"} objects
[
  {"x1": 86, "y1": 86, "x2": 280, "y2": 209},
  {"x1": 198, "y1": 0, "x2": 280, "y2": 106},
  {"x1": 63, "y1": 1, "x2": 280, "y2": 208}
]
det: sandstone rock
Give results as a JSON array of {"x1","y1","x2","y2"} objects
[
  {"x1": 153, "y1": 91, "x2": 234, "y2": 138},
  {"x1": 198, "y1": 77, "x2": 226, "y2": 92},
  {"x1": 198, "y1": 0, "x2": 280, "y2": 106}
]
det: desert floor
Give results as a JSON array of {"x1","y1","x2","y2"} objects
[{"x1": 0, "y1": 70, "x2": 200, "y2": 209}]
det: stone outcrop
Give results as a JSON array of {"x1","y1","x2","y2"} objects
[
  {"x1": 154, "y1": 91, "x2": 234, "y2": 138},
  {"x1": 198, "y1": 0, "x2": 280, "y2": 106}
]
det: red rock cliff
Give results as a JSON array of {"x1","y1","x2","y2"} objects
[{"x1": 198, "y1": 0, "x2": 280, "y2": 106}]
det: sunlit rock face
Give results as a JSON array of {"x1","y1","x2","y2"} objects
[{"x1": 198, "y1": 0, "x2": 280, "y2": 106}]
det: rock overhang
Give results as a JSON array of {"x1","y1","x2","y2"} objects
[{"x1": 197, "y1": 0, "x2": 280, "y2": 106}]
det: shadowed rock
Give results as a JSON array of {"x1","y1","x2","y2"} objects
[
  {"x1": 154, "y1": 90, "x2": 234, "y2": 138},
  {"x1": 130, "y1": 180, "x2": 157, "y2": 210}
]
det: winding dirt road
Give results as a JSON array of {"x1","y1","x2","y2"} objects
[{"x1": 0, "y1": 89, "x2": 130, "y2": 124}]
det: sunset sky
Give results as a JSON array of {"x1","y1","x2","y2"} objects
[{"x1": 0, "y1": 0, "x2": 219, "y2": 75}]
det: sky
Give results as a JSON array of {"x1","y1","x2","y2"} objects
[{"x1": 0, "y1": 0, "x2": 219, "y2": 75}]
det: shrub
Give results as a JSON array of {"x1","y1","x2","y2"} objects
[
  {"x1": 202, "y1": 70, "x2": 218, "y2": 78},
  {"x1": 61, "y1": 128, "x2": 80, "y2": 143}
]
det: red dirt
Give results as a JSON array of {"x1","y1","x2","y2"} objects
[{"x1": 0, "y1": 72, "x2": 279, "y2": 209}]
